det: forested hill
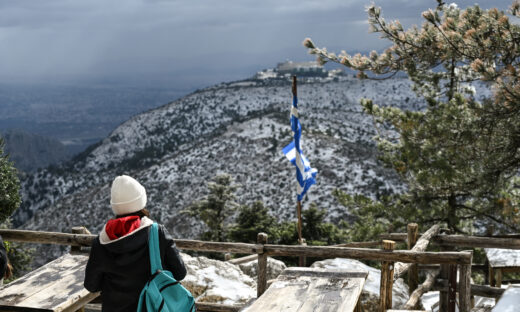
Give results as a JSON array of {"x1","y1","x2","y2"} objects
[{"x1": 15, "y1": 74, "x2": 425, "y2": 240}]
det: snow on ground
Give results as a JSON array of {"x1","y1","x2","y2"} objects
[
  {"x1": 485, "y1": 248, "x2": 520, "y2": 268},
  {"x1": 421, "y1": 291, "x2": 442, "y2": 312},
  {"x1": 181, "y1": 253, "x2": 256, "y2": 304}
]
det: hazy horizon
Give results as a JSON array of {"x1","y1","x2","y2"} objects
[
  {"x1": 0, "y1": 0, "x2": 515, "y2": 154},
  {"x1": 0, "y1": 0, "x2": 514, "y2": 89}
]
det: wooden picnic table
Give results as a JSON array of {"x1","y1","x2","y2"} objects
[
  {"x1": 242, "y1": 268, "x2": 367, "y2": 312},
  {"x1": 484, "y1": 248, "x2": 520, "y2": 288},
  {"x1": 0, "y1": 253, "x2": 98, "y2": 312}
]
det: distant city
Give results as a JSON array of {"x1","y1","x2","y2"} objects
[{"x1": 255, "y1": 60, "x2": 343, "y2": 80}]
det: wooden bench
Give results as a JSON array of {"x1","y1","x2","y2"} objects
[
  {"x1": 242, "y1": 268, "x2": 367, "y2": 312},
  {"x1": 484, "y1": 248, "x2": 520, "y2": 287},
  {"x1": 0, "y1": 253, "x2": 99, "y2": 311}
]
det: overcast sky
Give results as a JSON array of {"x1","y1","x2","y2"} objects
[{"x1": 0, "y1": 0, "x2": 514, "y2": 88}]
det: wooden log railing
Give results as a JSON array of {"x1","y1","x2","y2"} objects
[
  {"x1": 433, "y1": 280, "x2": 505, "y2": 299},
  {"x1": 0, "y1": 228, "x2": 473, "y2": 265},
  {"x1": 380, "y1": 232, "x2": 520, "y2": 249},
  {"x1": 332, "y1": 240, "x2": 381, "y2": 248},
  {"x1": 227, "y1": 241, "x2": 382, "y2": 265},
  {"x1": 0, "y1": 228, "x2": 477, "y2": 312},
  {"x1": 393, "y1": 224, "x2": 441, "y2": 280},
  {"x1": 8, "y1": 225, "x2": 520, "y2": 311},
  {"x1": 402, "y1": 270, "x2": 439, "y2": 310},
  {"x1": 262, "y1": 245, "x2": 472, "y2": 264},
  {"x1": 418, "y1": 263, "x2": 488, "y2": 272},
  {"x1": 0, "y1": 229, "x2": 96, "y2": 246}
]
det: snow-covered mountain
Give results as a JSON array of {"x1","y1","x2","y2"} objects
[{"x1": 15, "y1": 74, "x2": 424, "y2": 241}]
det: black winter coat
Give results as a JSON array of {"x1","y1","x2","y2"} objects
[
  {"x1": 84, "y1": 223, "x2": 187, "y2": 312},
  {"x1": 0, "y1": 237, "x2": 7, "y2": 279}
]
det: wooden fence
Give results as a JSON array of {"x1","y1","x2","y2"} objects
[
  {"x1": 3, "y1": 225, "x2": 519, "y2": 311},
  {"x1": 0, "y1": 227, "x2": 478, "y2": 312},
  {"x1": 380, "y1": 232, "x2": 520, "y2": 249},
  {"x1": 381, "y1": 227, "x2": 520, "y2": 311}
]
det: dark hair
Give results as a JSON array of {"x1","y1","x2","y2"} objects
[{"x1": 116, "y1": 208, "x2": 150, "y2": 219}]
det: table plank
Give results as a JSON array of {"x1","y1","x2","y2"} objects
[
  {"x1": 484, "y1": 248, "x2": 520, "y2": 268},
  {"x1": 243, "y1": 268, "x2": 367, "y2": 312},
  {"x1": 0, "y1": 254, "x2": 99, "y2": 311},
  {"x1": 491, "y1": 285, "x2": 520, "y2": 311}
]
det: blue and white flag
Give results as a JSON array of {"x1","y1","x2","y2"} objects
[{"x1": 282, "y1": 95, "x2": 318, "y2": 201}]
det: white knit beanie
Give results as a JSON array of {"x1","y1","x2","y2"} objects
[{"x1": 110, "y1": 175, "x2": 147, "y2": 216}]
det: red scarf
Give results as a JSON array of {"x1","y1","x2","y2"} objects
[{"x1": 105, "y1": 216, "x2": 141, "y2": 240}]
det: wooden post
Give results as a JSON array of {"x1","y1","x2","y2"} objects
[
  {"x1": 448, "y1": 264, "x2": 457, "y2": 312},
  {"x1": 484, "y1": 259, "x2": 490, "y2": 285},
  {"x1": 489, "y1": 266, "x2": 495, "y2": 287},
  {"x1": 71, "y1": 227, "x2": 90, "y2": 254},
  {"x1": 293, "y1": 75, "x2": 300, "y2": 246},
  {"x1": 354, "y1": 301, "x2": 362, "y2": 312},
  {"x1": 438, "y1": 230, "x2": 452, "y2": 312},
  {"x1": 394, "y1": 224, "x2": 441, "y2": 280},
  {"x1": 292, "y1": 76, "x2": 306, "y2": 268},
  {"x1": 298, "y1": 238, "x2": 307, "y2": 267},
  {"x1": 496, "y1": 268, "x2": 502, "y2": 288},
  {"x1": 297, "y1": 200, "x2": 303, "y2": 245},
  {"x1": 407, "y1": 223, "x2": 419, "y2": 294},
  {"x1": 224, "y1": 253, "x2": 231, "y2": 261},
  {"x1": 257, "y1": 233, "x2": 268, "y2": 297},
  {"x1": 380, "y1": 240, "x2": 395, "y2": 312},
  {"x1": 458, "y1": 251, "x2": 473, "y2": 312}
]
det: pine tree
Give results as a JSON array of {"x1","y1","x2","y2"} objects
[
  {"x1": 0, "y1": 136, "x2": 31, "y2": 280},
  {"x1": 0, "y1": 137, "x2": 20, "y2": 222},
  {"x1": 185, "y1": 174, "x2": 238, "y2": 241},
  {"x1": 305, "y1": 1, "x2": 520, "y2": 233},
  {"x1": 300, "y1": 204, "x2": 349, "y2": 245},
  {"x1": 228, "y1": 201, "x2": 276, "y2": 243}
]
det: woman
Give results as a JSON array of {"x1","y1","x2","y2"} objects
[{"x1": 84, "y1": 175, "x2": 187, "y2": 312}]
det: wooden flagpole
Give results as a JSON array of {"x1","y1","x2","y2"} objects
[
  {"x1": 292, "y1": 77, "x2": 302, "y2": 242},
  {"x1": 293, "y1": 76, "x2": 306, "y2": 266},
  {"x1": 297, "y1": 201, "x2": 303, "y2": 244}
]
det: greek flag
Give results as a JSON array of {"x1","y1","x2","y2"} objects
[{"x1": 282, "y1": 95, "x2": 318, "y2": 201}]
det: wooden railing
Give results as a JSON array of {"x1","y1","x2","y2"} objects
[
  {"x1": 380, "y1": 232, "x2": 520, "y2": 249},
  {"x1": 381, "y1": 228, "x2": 520, "y2": 311},
  {"x1": 6, "y1": 225, "x2": 519, "y2": 311},
  {"x1": 0, "y1": 229, "x2": 471, "y2": 264},
  {"x1": 0, "y1": 227, "x2": 477, "y2": 312}
]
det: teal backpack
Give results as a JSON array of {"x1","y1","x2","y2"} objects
[{"x1": 137, "y1": 223, "x2": 196, "y2": 312}]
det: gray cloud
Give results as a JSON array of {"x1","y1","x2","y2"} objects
[{"x1": 0, "y1": 0, "x2": 514, "y2": 86}]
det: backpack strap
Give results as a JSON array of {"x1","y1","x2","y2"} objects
[{"x1": 148, "y1": 223, "x2": 163, "y2": 274}]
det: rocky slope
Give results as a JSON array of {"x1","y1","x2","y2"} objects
[
  {"x1": 15, "y1": 74, "x2": 425, "y2": 240},
  {"x1": 1, "y1": 129, "x2": 72, "y2": 173}
]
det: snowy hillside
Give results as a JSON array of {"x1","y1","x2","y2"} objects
[{"x1": 16, "y1": 74, "x2": 425, "y2": 241}]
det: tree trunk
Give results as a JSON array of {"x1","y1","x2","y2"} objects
[{"x1": 447, "y1": 195, "x2": 458, "y2": 232}]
